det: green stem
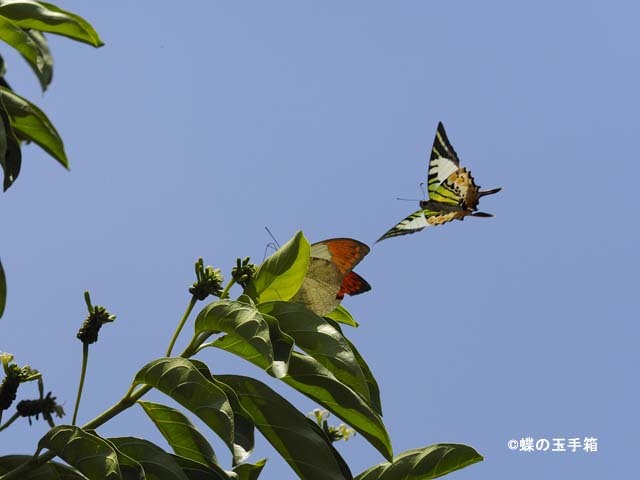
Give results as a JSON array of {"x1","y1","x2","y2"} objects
[
  {"x1": 220, "y1": 278, "x2": 236, "y2": 300},
  {"x1": 71, "y1": 343, "x2": 89, "y2": 426},
  {"x1": 0, "y1": 411, "x2": 19, "y2": 432},
  {"x1": 166, "y1": 296, "x2": 197, "y2": 357}
]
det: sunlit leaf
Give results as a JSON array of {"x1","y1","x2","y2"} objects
[
  {"x1": 133, "y1": 358, "x2": 235, "y2": 457},
  {"x1": 212, "y1": 335, "x2": 393, "y2": 461},
  {"x1": 355, "y1": 444, "x2": 483, "y2": 480},
  {"x1": 325, "y1": 305, "x2": 359, "y2": 328},
  {"x1": 138, "y1": 400, "x2": 218, "y2": 468},
  {"x1": 194, "y1": 299, "x2": 275, "y2": 374},
  {"x1": 0, "y1": 15, "x2": 49, "y2": 86},
  {"x1": 0, "y1": 455, "x2": 86, "y2": 479},
  {"x1": 0, "y1": 87, "x2": 66, "y2": 168},
  {"x1": 245, "y1": 231, "x2": 310, "y2": 303},
  {"x1": 259, "y1": 301, "x2": 370, "y2": 403},
  {"x1": 0, "y1": 0, "x2": 103, "y2": 46},
  {"x1": 37, "y1": 426, "x2": 122, "y2": 480},
  {"x1": 216, "y1": 374, "x2": 351, "y2": 480},
  {"x1": 108, "y1": 437, "x2": 191, "y2": 480}
]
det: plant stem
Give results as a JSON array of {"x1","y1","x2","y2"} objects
[
  {"x1": 71, "y1": 343, "x2": 89, "y2": 425},
  {"x1": 0, "y1": 411, "x2": 19, "y2": 432},
  {"x1": 219, "y1": 278, "x2": 236, "y2": 300},
  {"x1": 165, "y1": 296, "x2": 197, "y2": 357}
]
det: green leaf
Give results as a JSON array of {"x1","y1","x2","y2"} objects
[
  {"x1": 0, "y1": 455, "x2": 86, "y2": 479},
  {"x1": 0, "y1": 98, "x2": 22, "y2": 191},
  {"x1": 0, "y1": 15, "x2": 49, "y2": 87},
  {"x1": 37, "y1": 425, "x2": 122, "y2": 480},
  {"x1": 326, "y1": 317, "x2": 382, "y2": 416},
  {"x1": 194, "y1": 299, "x2": 276, "y2": 374},
  {"x1": 171, "y1": 455, "x2": 231, "y2": 480},
  {"x1": 132, "y1": 358, "x2": 235, "y2": 458},
  {"x1": 212, "y1": 335, "x2": 393, "y2": 461},
  {"x1": 216, "y1": 374, "x2": 351, "y2": 480},
  {"x1": 100, "y1": 437, "x2": 145, "y2": 480},
  {"x1": 0, "y1": 258, "x2": 6, "y2": 318},
  {"x1": 189, "y1": 359, "x2": 255, "y2": 464},
  {"x1": 0, "y1": 87, "x2": 66, "y2": 168},
  {"x1": 259, "y1": 301, "x2": 370, "y2": 404},
  {"x1": 138, "y1": 400, "x2": 218, "y2": 468},
  {"x1": 108, "y1": 437, "x2": 191, "y2": 480},
  {"x1": 245, "y1": 231, "x2": 310, "y2": 303},
  {"x1": 325, "y1": 305, "x2": 359, "y2": 328},
  {"x1": 355, "y1": 444, "x2": 483, "y2": 480},
  {"x1": 232, "y1": 459, "x2": 267, "y2": 480},
  {"x1": 0, "y1": 0, "x2": 103, "y2": 47},
  {"x1": 23, "y1": 29, "x2": 53, "y2": 90}
]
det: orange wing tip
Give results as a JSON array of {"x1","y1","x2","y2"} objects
[{"x1": 337, "y1": 271, "x2": 371, "y2": 299}]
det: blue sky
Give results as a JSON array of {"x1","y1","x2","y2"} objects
[{"x1": 2, "y1": 1, "x2": 638, "y2": 478}]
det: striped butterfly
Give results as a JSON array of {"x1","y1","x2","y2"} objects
[
  {"x1": 377, "y1": 122, "x2": 501, "y2": 242},
  {"x1": 293, "y1": 238, "x2": 371, "y2": 316}
]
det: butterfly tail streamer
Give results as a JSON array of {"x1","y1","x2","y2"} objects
[{"x1": 478, "y1": 187, "x2": 502, "y2": 198}]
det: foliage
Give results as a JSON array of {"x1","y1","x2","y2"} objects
[{"x1": 0, "y1": 3, "x2": 484, "y2": 479}]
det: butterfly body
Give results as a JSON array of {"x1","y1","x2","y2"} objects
[
  {"x1": 293, "y1": 238, "x2": 371, "y2": 316},
  {"x1": 377, "y1": 123, "x2": 501, "y2": 242}
]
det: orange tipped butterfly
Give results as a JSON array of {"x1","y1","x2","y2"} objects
[
  {"x1": 377, "y1": 122, "x2": 501, "y2": 242},
  {"x1": 293, "y1": 238, "x2": 371, "y2": 316}
]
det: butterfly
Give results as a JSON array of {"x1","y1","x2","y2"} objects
[
  {"x1": 292, "y1": 238, "x2": 371, "y2": 316},
  {"x1": 377, "y1": 122, "x2": 501, "y2": 242}
]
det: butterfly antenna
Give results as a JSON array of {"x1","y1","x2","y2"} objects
[
  {"x1": 396, "y1": 197, "x2": 420, "y2": 202},
  {"x1": 264, "y1": 226, "x2": 281, "y2": 248},
  {"x1": 262, "y1": 242, "x2": 278, "y2": 262}
]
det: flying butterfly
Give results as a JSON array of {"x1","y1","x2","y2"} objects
[
  {"x1": 292, "y1": 238, "x2": 371, "y2": 316},
  {"x1": 377, "y1": 122, "x2": 501, "y2": 242}
]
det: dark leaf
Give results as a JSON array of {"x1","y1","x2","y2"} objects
[
  {"x1": 0, "y1": 455, "x2": 86, "y2": 479},
  {"x1": 232, "y1": 458, "x2": 267, "y2": 480},
  {"x1": 108, "y1": 437, "x2": 191, "y2": 480},
  {"x1": 171, "y1": 455, "x2": 231, "y2": 480}
]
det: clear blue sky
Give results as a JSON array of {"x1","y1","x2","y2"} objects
[{"x1": 2, "y1": 1, "x2": 637, "y2": 478}]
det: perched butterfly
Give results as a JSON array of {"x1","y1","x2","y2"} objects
[
  {"x1": 377, "y1": 122, "x2": 501, "y2": 242},
  {"x1": 293, "y1": 238, "x2": 371, "y2": 316}
]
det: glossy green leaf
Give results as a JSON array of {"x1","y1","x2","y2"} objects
[
  {"x1": 189, "y1": 359, "x2": 255, "y2": 464},
  {"x1": 108, "y1": 437, "x2": 194, "y2": 480},
  {"x1": 216, "y1": 374, "x2": 351, "y2": 480},
  {"x1": 0, "y1": 87, "x2": 66, "y2": 167},
  {"x1": 355, "y1": 444, "x2": 483, "y2": 480},
  {"x1": 325, "y1": 305, "x2": 359, "y2": 328},
  {"x1": 23, "y1": 29, "x2": 53, "y2": 90},
  {"x1": 0, "y1": 0, "x2": 103, "y2": 46},
  {"x1": 0, "y1": 99, "x2": 22, "y2": 191},
  {"x1": 138, "y1": 400, "x2": 218, "y2": 468},
  {"x1": 232, "y1": 458, "x2": 267, "y2": 480},
  {"x1": 0, "y1": 15, "x2": 49, "y2": 86},
  {"x1": 212, "y1": 335, "x2": 392, "y2": 461},
  {"x1": 37, "y1": 425, "x2": 122, "y2": 480},
  {"x1": 326, "y1": 318, "x2": 382, "y2": 416},
  {"x1": 0, "y1": 258, "x2": 6, "y2": 318},
  {"x1": 259, "y1": 301, "x2": 370, "y2": 403},
  {"x1": 194, "y1": 299, "x2": 275, "y2": 374},
  {"x1": 245, "y1": 231, "x2": 310, "y2": 303},
  {"x1": 133, "y1": 358, "x2": 234, "y2": 457},
  {"x1": 171, "y1": 455, "x2": 231, "y2": 480},
  {"x1": 0, "y1": 455, "x2": 86, "y2": 479},
  {"x1": 100, "y1": 437, "x2": 145, "y2": 480}
]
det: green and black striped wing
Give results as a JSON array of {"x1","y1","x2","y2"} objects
[
  {"x1": 427, "y1": 122, "x2": 461, "y2": 205},
  {"x1": 376, "y1": 208, "x2": 464, "y2": 242}
]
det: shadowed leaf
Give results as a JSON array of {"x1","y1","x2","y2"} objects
[
  {"x1": 171, "y1": 454, "x2": 231, "y2": 480},
  {"x1": 108, "y1": 437, "x2": 194, "y2": 480},
  {"x1": 0, "y1": 455, "x2": 86, "y2": 479},
  {"x1": 138, "y1": 400, "x2": 218, "y2": 468},
  {"x1": 232, "y1": 458, "x2": 267, "y2": 480},
  {"x1": 0, "y1": 258, "x2": 5, "y2": 318},
  {"x1": 216, "y1": 374, "x2": 352, "y2": 480}
]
